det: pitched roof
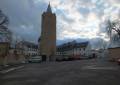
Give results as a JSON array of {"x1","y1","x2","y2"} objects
[{"x1": 57, "y1": 41, "x2": 89, "y2": 48}]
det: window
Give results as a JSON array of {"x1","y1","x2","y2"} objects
[{"x1": 84, "y1": 48, "x2": 85, "y2": 50}]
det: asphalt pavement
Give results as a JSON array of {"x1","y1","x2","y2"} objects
[{"x1": 0, "y1": 59, "x2": 120, "y2": 85}]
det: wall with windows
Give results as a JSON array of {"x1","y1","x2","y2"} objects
[{"x1": 56, "y1": 41, "x2": 91, "y2": 60}]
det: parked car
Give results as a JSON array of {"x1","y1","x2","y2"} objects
[
  {"x1": 29, "y1": 56, "x2": 42, "y2": 63},
  {"x1": 117, "y1": 59, "x2": 120, "y2": 65}
]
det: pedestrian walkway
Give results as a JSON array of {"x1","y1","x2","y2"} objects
[{"x1": 0, "y1": 64, "x2": 25, "y2": 74}]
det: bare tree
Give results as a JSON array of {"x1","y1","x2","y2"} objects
[
  {"x1": 106, "y1": 19, "x2": 120, "y2": 45},
  {"x1": 0, "y1": 10, "x2": 9, "y2": 27}
]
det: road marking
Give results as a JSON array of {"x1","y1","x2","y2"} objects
[
  {"x1": 0, "y1": 66, "x2": 24, "y2": 74},
  {"x1": 82, "y1": 65, "x2": 118, "y2": 70}
]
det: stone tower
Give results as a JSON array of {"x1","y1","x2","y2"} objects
[{"x1": 39, "y1": 3, "x2": 56, "y2": 61}]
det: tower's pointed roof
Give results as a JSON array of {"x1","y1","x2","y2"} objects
[{"x1": 47, "y1": 2, "x2": 52, "y2": 13}]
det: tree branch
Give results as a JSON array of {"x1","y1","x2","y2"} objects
[{"x1": 0, "y1": 16, "x2": 8, "y2": 26}]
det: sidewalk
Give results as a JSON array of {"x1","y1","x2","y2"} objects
[{"x1": 0, "y1": 64, "x2": 24, "y2": 74}]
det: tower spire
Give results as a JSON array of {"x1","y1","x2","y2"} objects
[{"x1": 47, "y1": 2, "x2": 52, "y2": 13}]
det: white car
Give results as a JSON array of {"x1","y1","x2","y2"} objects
[{"x1": 29, "y1": 56, "x2": 42, "y2": 63}]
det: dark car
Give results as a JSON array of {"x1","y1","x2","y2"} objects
[{"x1": 117, "y1": 59, "x2": 120, "y2": 65}]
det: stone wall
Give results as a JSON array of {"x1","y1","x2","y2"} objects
[
  {"x1": 108, "y1": 47, "x2": 120, "y2": 61},
  {"x1": 0, "y1": 43, "x2": 9, "y2": 65}
]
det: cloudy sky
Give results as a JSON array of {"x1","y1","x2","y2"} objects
[{"x1": 0, "y1": 0, "x2": 120, "y2": 45}]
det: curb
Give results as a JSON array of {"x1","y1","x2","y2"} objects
[{"x1": 0, "y1": 66, "x2": 24, "y2": 74}]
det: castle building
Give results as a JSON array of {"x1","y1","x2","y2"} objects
[{"x1": 39, "y1": 3, "x2": 56, "y2": 61}]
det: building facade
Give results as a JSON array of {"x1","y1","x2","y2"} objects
[
  {"x1": 0, "y1": 25, "x2": 11, "y2": 65},
  {"x1": 17, "y1": 41, "x2": 39, "y2": 62},
  {"x1": 7, "y1": 47, "x2": 25, "y2": 64},
  {"x1": 56, "y1": 41, "x2": 91, "y2": 60},
  {"x1": 108, "y1": 47, "x2": 120, "y2": 61},
  {"x1": 39, "y1": 3, "x2": 56, "y2": 61},
  {"x1": 0, "y1": 42, "x2": 10, "y2": 65}
]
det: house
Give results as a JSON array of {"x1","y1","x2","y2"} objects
[
  {"x1": 16, "y1": 41, "x2": 39, "y2": 62},
  {"x1": 0, "y1": 42, "x2": 10, "y2": 65},
  {"x1": 0, "y1": 26, "x2": 11, "y2": 66},
  {"x1": 56, "y1": 41, "x2": 91, "y2": 60},
  {"x1": 7, "y1": 47, "x2": 25, "y2": 64},
  {"x1": 108, "y1": 47, "x2": 120, "y2": 61}
]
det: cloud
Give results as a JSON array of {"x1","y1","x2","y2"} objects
[
  {"x1": 78, "y1": 7, "x2": 90, "y2": 17},
  {"x1": 0, "y1": 0, "x2": 45, "y2": 43},
  {"x1": 0, "y1": 0, "x2": 120, "y2": 45}
]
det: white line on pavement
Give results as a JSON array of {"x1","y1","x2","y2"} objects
[
  {"x1": 82, "y1": 65, "x2": 118, "y2": 70},
  {"x1": 0, "y1": 66, "x2": 24, "y2": 74}
]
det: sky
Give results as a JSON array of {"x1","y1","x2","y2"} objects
[{"x1": 0, "y1": 0, "x2": 120, "y2": 46}]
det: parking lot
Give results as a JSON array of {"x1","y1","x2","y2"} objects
[{"x1": 0, "y1": 59, "x2": 120, "y2": 85}]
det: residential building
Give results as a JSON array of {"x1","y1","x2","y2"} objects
[
  {"x1": 108, "y1": 47, "x2": 120, "y2": 61},
  {"x1": 0, "y1": 25, "x2": 11, "y2": 66},
  {"x1": 56, "y1": 41, "x2": 91, "y2": 60},
  {"x1": 0, "y1": 42, "x2": 9, "y2": 65},
  {"x1": 17, "y1": 41, "x2": 39, "y2": 62},
  {"x1": 7, "y1": 46, "x2": 25, "y2": 64}
]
